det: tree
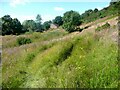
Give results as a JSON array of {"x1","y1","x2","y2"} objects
[
  {"x1": 36, "y1": 14, "x2": 42, "y2": 32},
  {"x1": 1, "y1": 15, "x2": 24, "y2": 35},
  {"x1": 36, "y1": 14, "x2": 42, "y2": 23},
  {"x1": 62, "y1": 10, "x2": 82, "y2": 32},
  {"x1": 110, "y1": 0, "x2": 117, "y2": 5},
  {"x1": 42, "y1": 21, "x2": 51, "y2": 31},
  {"x1": 11, "y1": 18, "x2": 23, "y2": 35},
  {"x1": 112, "y1": 0, "x2": 120, "y2": 9},
  {"x1": 1, "y1": 15, "x2": 13, "y2": 35},
  {"x1": 22, "y1": 20, "x2": 37, "y2": 32},
  {"x1": 53, "y1": 16, "x2": 63, "y2": 26},
  {"x1": 85, "y1": 9, "x2": 93, "y2": 16},
  {"x1": 0, "y1": 18, "x2": 2, "y2": 35},
  {"x1": 94, "y1": 8, "x2": 98, "y2": 13}
]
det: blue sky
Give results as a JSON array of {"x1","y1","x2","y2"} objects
[{"x1": 0, "y1": 0, "x2": 111, "y2": 23}]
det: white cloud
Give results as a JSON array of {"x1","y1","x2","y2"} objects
[
  {"x1": 96, "y1": 4, "x2": 109, "y2": 10},
  {"x1": 10, "y1": 0, "x2": 29, "y2": 7},
  {"x1": 96, "y1": 7, "x2": 103, "y2": 10},
  {"x1": 17, "y1": 0, "x2": 111, "y2": 2},
  {"x1": 11, "y1": 14, "x2": 54, "y2": 23},
  {"x1": 1, "y1": 0, "x2": 111, "y2": 2},
  {"x1": 41, "y1": 15, "x2": 55, "y2": 23},
  {"x1": 11, "y1": 15, "x2": 35, "y2": 23},
  {"x1": 6, "y1": 14, "x2": 54, "y2": 23},
  {"x1": 0, "y1": 9, "x2": 2, "y2": 15},
  {"x1": 54, "y1": 7, "x2": 64, "y2": 11},
  {"x1": 19, "y1": 15, "x2": 35, "y2": 22}
]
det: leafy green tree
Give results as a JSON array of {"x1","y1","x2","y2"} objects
[
  {"x1": 11, "y1": 18, "x2": 23, "y2": 35},
  {"x1": 86, "y1": 9, "x2": 93, "y2": 14},
  {"x1": 0, "y1": 18, "x2": 2, "y2": 35},
  {"x1": 62, "y1": 10, "x2": 82, "y2": 32},
  {"x1": 94, "y1": 8, "x2": 99, "y2": 13},
  {"x1": 53, "y1": 16, "x2": 63, "y2": 26},
  {"x1": 1, "y1": 15, "x2": 23, "y2": 35},
  {"x1": 112, "y1": 0, "x2": 120, "y2": 9},
  {"x1": 36, "y1": 14, "x2": 42, "y2": 23},
  {"x1": 82, "y1": 9, "x2": 93, "y2": 18},
  {"x1": 42, "y1": 21, "x2": 51, "y2": 31},
  {"x1": 36, "y1": 14, "x2": 42, "y2": 32},
  {"x1": 1, "y1": 15, "x2": 13, "y2": 35},
  {"x1": 22, "y1": 20, "x2": 37, "y2": 32},
  {"x1": 110, "y1": 0, "x2": 118, "y2": 5}
]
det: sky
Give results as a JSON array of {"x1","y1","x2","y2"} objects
[{"x1": 0, "y1": 0, "x2": 111, "y2": 23}]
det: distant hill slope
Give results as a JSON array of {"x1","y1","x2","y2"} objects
[{"x1": 80, "y1": 1, "x2": 119, "y2": 23}]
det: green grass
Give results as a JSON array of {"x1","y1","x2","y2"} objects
[
  {"x1": 2, "y1": 25, "x2": 118, "y2": 88},
  {"x1": 2, "y1": 32, "x2": 116, "y2": 88},
  {"x1": 95, "y1": 14, "x2": 117, "y2": 24},
  {"x1": 2, "y1": 26, "x2": 73, "y2": 88},
  {"x1": 2, "y1": 40, "x2": 57, "y2": 88},
  {"x1": 2, "y1": 29, "x2": 68, "y2": 48}
]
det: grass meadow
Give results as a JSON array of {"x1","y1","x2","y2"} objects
[{"x1": 2, "y1": 24, "x2": 118, "y2": 88}]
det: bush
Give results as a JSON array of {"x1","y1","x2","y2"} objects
[
  {"x1": 102, "y1": 22, "x2": 110, "y2": 28},
  {"x1": 75, "y1": 27, "x2": 83, "y2": 32},
  {"x1": 16, "y1": 37, "x2": 32, "y2": 45},
  {"x1": 95, "y1": 22, "x2": 110, "y2": 31}
]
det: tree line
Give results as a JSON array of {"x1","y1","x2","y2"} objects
[
  {"x1": 0, "y1": 0, "x2": 119, "y2": 35},
  {"x1": 0, "y1": 14, "x2": 64, "y2": 35}
]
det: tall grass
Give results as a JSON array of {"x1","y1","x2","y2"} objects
[
  {"x1": 20, "y1": 33, "x2": 118, "y2": 88},
  {"x1": 21, "y1": 39, "x2": 74, "y2": 88},
  {"x1": 2, "y1": 29, "x2": 68, "y2": 48},
  {"x1": 2, "y1": 26, "x2": 118, "y2": 88},
  {"x1": 2, "y1": 40, "x2": 56, "y2": 88}
]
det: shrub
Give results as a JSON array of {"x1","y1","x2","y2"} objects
[
  {"x1": 75, "y1": 27, "x2": 83, "y2": 32},
  {"x1": 16, "y1": 37, "x2": 32, "y2": 45},
  {"x1": 95, "y1": 22, "x2": 110, "y2": 31},
  {"x1": 102, "y1": 22, "x2": 110, "y2": 28}
]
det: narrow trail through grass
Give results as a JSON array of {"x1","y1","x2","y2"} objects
[
  {"x1": 2, "y1": 41, "x2": 56, "y2": 88},
  {"x1": 21, "y1": 31, "x2": 118, "y2": 88},
  {"x1": 21, "y1": 39, "x2": 74, "y2": 87}
]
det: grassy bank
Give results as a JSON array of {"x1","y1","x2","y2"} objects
[
  {"x1": 2, "y1": 29, "x2": 68, "y2": 49},
  {"x1": 20, "y1": 32, "x2": 118, "y2": 88}
]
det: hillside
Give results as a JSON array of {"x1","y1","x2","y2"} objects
[{"x1": 1, "y1": 15, "x2": 118, "y2": 88}]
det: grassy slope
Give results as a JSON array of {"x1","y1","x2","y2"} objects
[
  {"x1": 21, "y1": 32, "x2": 118, "y2": 88},
  {"x1": 2, "y1": 28, "x2": 68, "y2": 49},
  {"x1": 2, "y1": 17, "x2": 118, "y2": 88}
]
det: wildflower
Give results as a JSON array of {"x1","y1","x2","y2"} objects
[{"x1": 80, "y1": 55, "x2": 82, "y2": 59}]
